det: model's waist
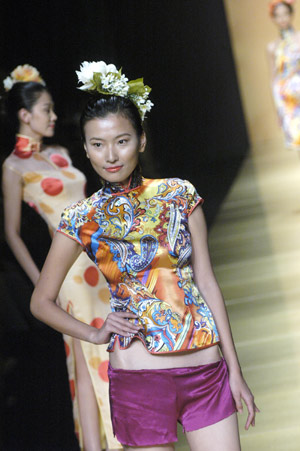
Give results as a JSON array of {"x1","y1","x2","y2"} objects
[
  {"x1": 275, "y1": 69, "x2": 300, "y2": 79},
  {"x1": 109, "y1": 339, "x2": 220, "y2": 370},
  {"x1": 110, "y1": 289, "x2": 203, "y2": 307}
]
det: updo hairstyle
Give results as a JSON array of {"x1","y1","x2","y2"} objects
[
  {"x1": 5, "y1": 81, "x2": 49, "y2": 134},
  {"x1": 80, "y1": 95, "x2": 144, "y2": 142},
  {"x1": 271, "y1": 1, "x2": 294, "y2": 16}
]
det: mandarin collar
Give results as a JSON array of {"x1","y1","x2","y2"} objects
[
  {"x1": 280, "y1": 27, "x2": 294, "y2": 40},
  {"x1": 102, "y1": 167, "x2": 143, "y2": 195},
  {"x1": 13, "y1": 134, "x2": 41, "y2": 159}
]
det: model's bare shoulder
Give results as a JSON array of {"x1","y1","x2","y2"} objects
[
  {"x1": 43, "y1": 144, "x2": 70, "y2": 155},
  {"x1": 294, "y1": 30, "x2": 300, "y2": 42}
]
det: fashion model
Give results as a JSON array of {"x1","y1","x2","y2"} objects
[
  {"x1": 2, "y1": 65, "x2": 120, "y2": 450},
  {"x1": 31, "y1": 61, "x2": 258, "y2": 450},
  {"x1": 267, "y1": 0, "x2": 300, "y2": 149}
]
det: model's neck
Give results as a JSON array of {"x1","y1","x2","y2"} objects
[
  {"x1": 18, "y1": 124, "x2": 43, "y2": 143},
  {"x1": 101, "y1": 166, "x2": 143, "y2": 194},
  {"x1": 280, "y1": 26, "x2": 294, "y2": 39}
]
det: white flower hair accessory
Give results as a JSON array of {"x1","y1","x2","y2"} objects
[
  {"x1": 3, "y1": 64, "x2": 45, "y2": 91},
  {"x1": 76, "y1": 61, "x2": 154, "y2": 120}
]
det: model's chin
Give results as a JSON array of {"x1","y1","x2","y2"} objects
[
  {"x1": 45, "y1": 128, "x2": 55, "y2": 137},
  {"x1": 103, "y1": 173, "x2": 128, "y2": 184},
  {"x1": 98, "y1": 170, "x2": 131, "y2": 186},
  {"x1": 280, "y1": 23, "x2": 291, "y2": 30}
]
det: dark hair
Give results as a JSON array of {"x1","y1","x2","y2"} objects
[
  {"x1": 5, "y1": 81, "x2": 49, "y2": 134},
  {"x1": 272, "y1": 2, "x2": 294, "y2": 16},
  {"x1": 80, "y1": 95, "x2": 144, "y2": 141}
]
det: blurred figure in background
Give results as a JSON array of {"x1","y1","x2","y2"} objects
[
  {"x1": 267, "y1": 1, "x2": 300, "y2": 150},
  {"x1": 1, "y1": 65, "x2": 120, "y2": 450}
]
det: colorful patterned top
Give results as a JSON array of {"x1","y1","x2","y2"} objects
[
  {"x1": 58, "y1": 176, "x2": 220, "y2": 354},
  {"x1": 272, "y1": 28, "x2": 300, "y2": 149}
]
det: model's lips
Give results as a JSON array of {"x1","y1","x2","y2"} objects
[
  {"x1": 49, "y1": 123, "x2": 56, "y2": 128},
  {"x1": 105, "y1": 166, "x2": 123, "y2": 173}
]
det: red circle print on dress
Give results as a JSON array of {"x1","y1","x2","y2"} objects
[
  {"x1": 90, "y1": 317, "x2": 104, "y2": 329},
  {"x1": 64, "y1": 341, "x2": 70, "y2": 357},
  {"x1": 98, "y1": 361, "x2": 109, "y2": 382},
  {"x1": 69, "y1": 379, "x2": 75, "y2": 400},
  {"x1": 84, "y1": 266, "x2": 99, "y2": 286},
  {"x1": 50, "y1": 153, "x2": 69, "y2": 167},
  {"x1": 41, "y1": 177, "x2": 63, "y2": 196}
]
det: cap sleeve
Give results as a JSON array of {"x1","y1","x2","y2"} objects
[
  {"x1": 185, "y1": 181, "x2": 204, "y2": 216},
  {"x1": 57, "y1": 206, "x2": 84, "y2": 247}
]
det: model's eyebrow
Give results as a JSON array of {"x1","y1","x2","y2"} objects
[
  {"x1": 115, "y1": 133, "x2": 131, "y2": 139},
  {"x1": 89, "y1": 133, "x2": 132, "y2": 141},
  {"x1": 89, "y1": 137, "x2": 103, "y2": 142}
]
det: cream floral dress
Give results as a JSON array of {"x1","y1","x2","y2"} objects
[
  {"x1": 3, "y1": 134, "x2": 121, "y2": 449},
  {"x1": 273, "y1": 29, "x2": 300, "y2": 149}
]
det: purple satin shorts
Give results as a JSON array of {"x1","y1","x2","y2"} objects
[{"x1": 108, "y1": 358, "x2": 236, "y2": 446}]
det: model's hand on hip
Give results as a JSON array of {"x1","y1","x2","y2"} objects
[{"x1": 92, "y1": 311, "x2": 142, "y2": 344}]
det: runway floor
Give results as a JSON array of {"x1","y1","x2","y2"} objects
[{"x1": 177, "y1": 138, "x2": 300, "y2": 450}]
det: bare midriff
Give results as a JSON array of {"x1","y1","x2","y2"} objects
[{"x1": 109, "y1": 339, "x2": 221, "y2": 370}]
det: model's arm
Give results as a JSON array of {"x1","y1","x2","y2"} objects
[
  {"x1": 2, "y1": 164, "x2": 40, "y2": 285},
  {"x1": 30, "y1": 231, "x2": 142, "y2": 343},
  {"x1": 188, "y1": 205, "x2": 259, "y2": 429},
  {"x1": 266, "y1": 41, "x2": 276, "y2": 83}
]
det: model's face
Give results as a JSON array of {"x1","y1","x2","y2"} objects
[
  {"x1": 84, "y1": 114, "x2": 146, "y2": 186},
  {"x1": 273, "y1": 4, "x2": 293, "y2": 30},
  {"x1": 26, "y1": 91, "x2": 57, "y2": 139}
]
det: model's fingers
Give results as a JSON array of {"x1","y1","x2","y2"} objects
[
  {"x1": 233, "y1": 393, "x2": 243, "y2": 414},
  {"x1": 114, "y1": 311, "x2": 139, "y2": 319},
  {"x1": 245, "y1": 411, "x2": 254, "y2": 430},
  {"x1": 106, "y1": 312, "x2": 139, "y2": 325},
  {"x1": 244, "y1": 395, "x2": 255, "y2": 430},
  {"x1": 111, "y1": 316, "x2": 142, "y2": 330},
  {"x1": 119, "y1": 322, "x2": 141, "y2": 334},
  {"x1": 245, "y1": 409, "x2": 252, "y2": 430},
  {"x1": 251, "y1": 403, "x2": 260, "y2": 427},
  {"x1": 111, "y1": 313, "x2": 142, "y2": 329},
  {"x1": 105, "y1": 316, "x2": 142, "y2": 335}
]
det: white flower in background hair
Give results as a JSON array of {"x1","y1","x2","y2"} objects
[
  {"x1": 3, "y1": 76, "x2": 14, "y2": 91},
  {"x1": 76, "y1": 60, "x2": 154, "y2": 120},
  {"x1": 3, "y1": 64, "x2": 45, "y2": 91}
]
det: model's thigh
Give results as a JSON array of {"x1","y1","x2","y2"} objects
[
  {"x1": 124, "y1": 445, "x2": 174, "y2": 451},
  {"x1": 186, "y1": 413, "x2": 240, "y2": 451}
]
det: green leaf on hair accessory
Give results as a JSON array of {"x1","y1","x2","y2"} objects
[
  {"x1": 128, "y1": 78, "x2": 151, "y2": 96},
  {"x1": 76, "y1": 61, "x2": 153, "y2": 120}
]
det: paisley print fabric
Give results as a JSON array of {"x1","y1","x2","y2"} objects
[
  {"x1": 273, "y1": 29, "x2": 300, "y2": 149},
  {"x1": 58, "y1": 177, "x2": 220, "y2": 354},
  {"x1": 3, "y1": 135, "x2": 120, "y2": 449}
]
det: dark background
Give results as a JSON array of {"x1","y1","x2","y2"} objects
[{"x1": 0, "y1": 1, "x2": 248, "y2": 450}]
